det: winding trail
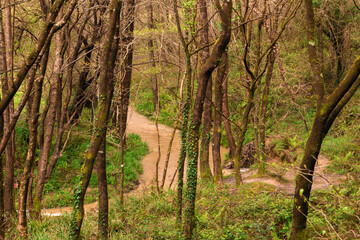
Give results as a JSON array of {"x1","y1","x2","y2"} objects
[
  {"x1": 42, "y1": 109, "x2": 226, "y2": 216},
  {"x1": 42, "y1": 110, "x2": 343, "y2": 216}
]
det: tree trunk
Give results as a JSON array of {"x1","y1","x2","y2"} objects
[
  {"x1": 97, "y1": 141, "x2": 108, "y2": 239},
  {"x1": 172, "y1": 0, "x2": 192, "y2": 231},
  {"x1": 17, "y1": 47, "x2": 49, "y2": 238},
  {"x1": 118, "y1": 0, "x2": 135, "y2": 203},
  {"x1": 291, "y1": 0, "x2": 360, "y2": 238},
  {"x1": 198, "y1": 0, "x2": 212, "y2": 181},
  {"x1": 0, "y1": 115, "x2": 4, "y2": 240},
  {"x1": 34, "y1": 24, "x2": 64, "y2": 218},
  {"x1": 183, "y1": 1, "x2": 232, "y2": 238},
  {"x1": 222, "y1": 73, "x2": 236, "y2": 158},
  {"x1": 213, "y1": 52, "x2": 228, "y2": 184},
  {"x1": 3, "y1": 0, "x2": 15, "y2": 217},
  {"x1": 258, "y1": 51, "x2": 276, "y2": 174},
  {"x1": 233, "y1": 87, "x2": 254, "y2": 185},
  {"x1": 148, "y1": 1, "x2": 158, "y2": 111},
  {"x1": 0, "y1": 0, "x2": 72, "y2": 116},
  {"x1": 70, "y1": 1, "x2": 121, "y2": 238}
]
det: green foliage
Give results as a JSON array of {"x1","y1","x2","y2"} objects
[
  {"x1": 42, "y1": 130, "x2": 147, "y2": 208},
  {"x1": 135, "y1": 89, "x2": 177, "y2": 127}
]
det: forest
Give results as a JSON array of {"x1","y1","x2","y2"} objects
[{"x1": 0, "y1": 0, "x2": 359, "y2": 239}]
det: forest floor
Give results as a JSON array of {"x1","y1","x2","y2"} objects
[{"x1": 42, "y1": 109, "x2": 344, "y2": 216}]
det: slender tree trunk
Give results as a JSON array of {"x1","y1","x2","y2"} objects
[
  {"x1": 148, "y1": 1, "x2": 158, "y2": 111},
  {"x1": 258, "y1": 51, "x2": 276, "y2": 174},
  {"x1": 0, "y1": 4, "x2": 6, "y2": 236},
  {"x1": 198, "y1": 0, "x2": 212, "y2": 181},
  {"x1": 97, "y1": 141, "x2": 108, "y2": 240},
  {"x1": 161, "y1": 113, "x2": 180, "y2": 189},
  {"x1": 213, "y1": 52, "x2": 228, "y2": 184},
  {"x1": 34, "y1": 24, "x2": 64, "y2": 218},
  {"x1": 172, "y1": 0, "x2": 192, "y2": 231},
  {"x1": 184, "y1": 1, "x2": 232, "y2": 238},
  {"x1": 18, "y1": 47, "x2": 49, "y2": 238},
  {"x1": 70, "y1": 1, "x2": 121, "y2": 238},
  {"x1": 118, "y1": 0, "x2": 135, "y2": 203},
  {"x1": 0, "y1": 115, "x2": 4, "y2": 240},
  {"x1": 292, "y1": 0, "x2": 360, "y2": 238},
  {"x1": 233, "y1": 87, "x2": 254, "y2": 185},
  {"x1": 0, "y1": 0, "x2": 73, "y2": 116},
  {"x1": 3, "y1": 0, "x2": 15, "y2": 217},
  {"x1": 222, "y1": 74, "x2": 236, "y2": 158}
]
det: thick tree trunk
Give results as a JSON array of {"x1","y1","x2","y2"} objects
[
  {"x1": 70, "y1": 1, "x2": 121, "y2": 238},
  {"x1": 198, "y1": 0, "x2": 212, "y2": 181}
]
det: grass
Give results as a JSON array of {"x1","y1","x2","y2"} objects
[
  {"x1": 10, "y1": 180, "x2": 359, "y2": 239},
  {"x1": 134, "y1": 89, "x2": 178, "y2": 127},
  {"x1": 41, "y1": 131, "x2": 148, "y2": 208}
]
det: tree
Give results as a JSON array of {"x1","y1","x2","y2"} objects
[
  {"x1": 198, "y1": 0, "x2": 213, "y2": 181},
  {"x1": 183, "y1": 1, "x2": 232, "y2": 238},
  {"x1": 291, "y1": 0, "x2": 360, "y2": 238},
  {"x1": 70, "y1": 0, "x2": 121, "y2": 238}
]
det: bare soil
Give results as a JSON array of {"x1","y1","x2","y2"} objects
[{"x1": 42, "y1": 110, "x2": 343, "y2": 216}]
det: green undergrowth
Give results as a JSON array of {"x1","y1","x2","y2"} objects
[
  {"x1": 42, "y1": 132, "x2": 148, "y2": 208},
  {"x1": 134, "y1": 89, "x2": 178, "y2": 127},
  {"x1": 14, "y1": 181, "x2": 359, "y2": 239}
]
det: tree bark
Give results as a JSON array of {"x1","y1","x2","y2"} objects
[
  {"x1": 172, "y1": 0, "x2": 192, "y2": 231},
  {"x1": 34, "y1": 22, "x2": 65, "y2": 218},
  {"x1": 258, "y1": 51, "x2": 276, "y2": 174},
  {"x1": 118, "y1": 0, "x2": 135, "y2": 203},
  {"x1": 148, "y1": 1, "x2": 159, "y2": 112},
  {"x1": 3, "y1": 0, "x2": 15, "y2": 217},
  {"x1": 17, "y1": 47, "x2": 49, "y2": 238},
  {"x1": 183, "y1": 1, "x2": 232, "y2": 238},
  {"x1": 70, "y1": 1, "x2": 121, "y2": 238},
  {"x1": 213, "y1": 52, "x2": 228, "y2": 184},
  {"x1": 198, "y1": 0, "x2": 213, "y2": 181},
  {"x1": 97, "y1": 141, "x2": 108, "y2": 240},
  {"x1": 222, "y1": 74, "x2": 236, "y2": 158},
  {"x1": 291, "y1": 0, "x2": 360, "y2": 238},
  {"x1": 0, "y1": 0, "x2": 73, "y2": 116}
]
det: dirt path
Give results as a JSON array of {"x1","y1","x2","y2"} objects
[
  {"x1": 42, "y1": 110, "x2": 342, "y2": 216},
  {"x1": 225, "y1": 155, "x2": 344, "y2": 195},
  {"x1": 42, "y1": 109, "x2": 226, "y2": 216}
]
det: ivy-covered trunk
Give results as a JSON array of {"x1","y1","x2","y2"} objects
[
  {"x1": 172, "y1": 0, "x2": 193, "y2": 231},
  {"x1": 69, "y1": 0, "x2": 121, "y2": 238},
  {"x1": 183, "y1": 1, "x2": 232, "y2": 238}
]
